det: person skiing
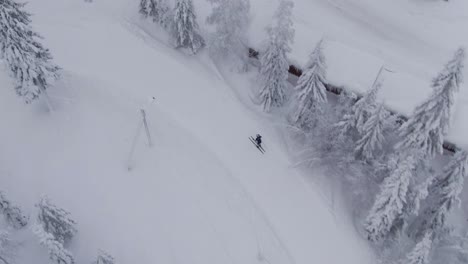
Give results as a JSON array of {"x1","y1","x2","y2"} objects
[
  {"x1": 255, "y1": 134, "x2": 262, "y2": 147},
  {"x1": 249, "y1": 134, "x2": 265, "y2": 154}
]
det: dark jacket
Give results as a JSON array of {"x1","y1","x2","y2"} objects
[{"x1": 255, "y1": 135, "x2": 262, "y2": 145}]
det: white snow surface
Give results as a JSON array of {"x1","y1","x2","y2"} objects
[{"x1": 0, "y1": 0, "x2": 375, "y2": 264}]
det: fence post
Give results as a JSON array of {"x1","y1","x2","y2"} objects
[
  {"x1": 127, "y1": 97, "x2": 156, "y2": 170},
  {"x1": 140, "y1": 109, "x2": 153, "y2": 147}
]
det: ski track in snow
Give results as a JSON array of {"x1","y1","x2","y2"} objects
[{"x1": 146, "y1": 104, "x2": 298, "y2": 264}]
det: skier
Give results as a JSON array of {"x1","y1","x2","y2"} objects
[
  {"x1": 249, "y1": 134, "x2": 265, "y2": 153},
  {"x1": 255, "y1": 134, "x2": 262, "y2": 147}
]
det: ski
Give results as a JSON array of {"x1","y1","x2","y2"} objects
[
  {"x1": 249, "y1": 137, "x2": 265, "y2": 154},
  {"x1": 250, "y1": 137, "x2": 264, "y2": 154}
]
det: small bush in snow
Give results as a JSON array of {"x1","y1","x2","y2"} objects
[
  {"x1": 93, "y1": 250, "x2": 115, "y2": 264},
  {"x1": 36, "y1": 197, "x2": 77, "y2": 245},
  {"x1": 33, "y1": 224, "x2": 75, "y2": 264},
  {"x1": 0, "y1": 192, "x2": 28, "y2": 229}
]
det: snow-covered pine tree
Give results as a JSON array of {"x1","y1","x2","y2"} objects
[
  {"x1": 326, "y1": 90, "x2": 357, "y2": 146},
  {"x1": 0, "y1": 0, "x2": 60, "y2": 104},
  {"x1": 333, "y1": 112, "x2": 356, "y2": 144},
  {"x1": 172, "y1": 0, "x2": 205, "y2": 54},
  {"x1": 257, "y1": 0, "x2": 294, "y2": 112},
  {"x1": 33, "y1": 225, "x2": 75, "y2": 264},
  {"x1": 290, "y1": 39, "x2": 327, "y2": 128},
  {"x1": 0, "y1": 191, "x2": 28, "y2": 229},
  {"x1": 354, "y1": 104, "x2": 387, "y2": 161},
  {"x1": 139, "y1": 0, "x2": 171, "y2": 29},
  {"x1": 206, "y1": 0, "x2": 250, "y2": 67},
  {"x1": 93, "y1": 250, "x2": 115, "y2": 264},
  {"x1": 353, "y1": 82, "x2": 381, "y2": 134},
  {"x1": 397, "y1": 48, "x2": 465, "y2": 157},
  {"x1": 334, "y1": 81, "x2": 381, "y2": 140},
  {"x1": 365, "y1": 155, "x2": 415, "y2": 242},
  {"x1": 404, "y1": 231, "x2": 433, "y2": 264},
  {"x1": 417, "y1": 150, "x2": 468, "y2": 237},
  {"x1": 36, "y1": 197, "x2": 77, "y2": 245}
]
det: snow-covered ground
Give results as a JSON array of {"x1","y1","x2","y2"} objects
[
  {"x1": 0, "y1": 0, "x2": 375, "y2": 263},
  {"x1": 247, "y1": 0, "x2": 468, "y2": 149},
  {"x1": 2, "y1": 0, "x2": 467, "y2": 262}
]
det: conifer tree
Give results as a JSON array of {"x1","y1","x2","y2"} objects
[
  {"x1": 417, "y1": 150, "x2": 468, "y2": 236},
  {"x1": 365, "y1": 156, "x2": 415, "y2": 241},
  {"x1": 353, "y1": 82, "x2": 381, "y2": 134},
  {"x1": 36, "y1": 197, "x2": 77, "y2": 245},
  {"x1": 290, "y1": 40, "x2": 327, "y2": 128},
  {"x1": 206, "y1": 0, "x2": 250, "y2": 66},
  {"x1": 139, "y1": 0, "x2": 171, "y2": 29},
  {"x1": 335, "y1": 82, "x2": 381, "y2": 139},
  {"x1": 405, "y1": 231, "x2": 433, "y2": 264},
  {"x1": 354, "y1": 104, "x2": 387, "y2": 161},
  {"x1": 258, "y1": 0, "x2": 294, "y2": 112},
  {"x1": 397, "y1": 48, "x2": 465, "y2": 157},
  {"x1": 0, "y1": 0, "x2": 60, "y2": 103},
  {"x1": 0, "y1": 191, "x2": 28, "y2": 229},
  {"x1": 172, "y1": 0, "x2": 205, "y2": 54},
  {"x1": 333, "y1": 112, "x2": 355, "y2": 144},
  {"x1": 33, "y1": 224, "x2": 75, "y2": 264}
]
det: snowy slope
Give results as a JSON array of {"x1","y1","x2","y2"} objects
[
  {"x1": 0, "y1": 0, "x2": 373, "y2": 263},
  {"x1": 247, "y1": 0, "x2": 468, "y2": 148}
]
